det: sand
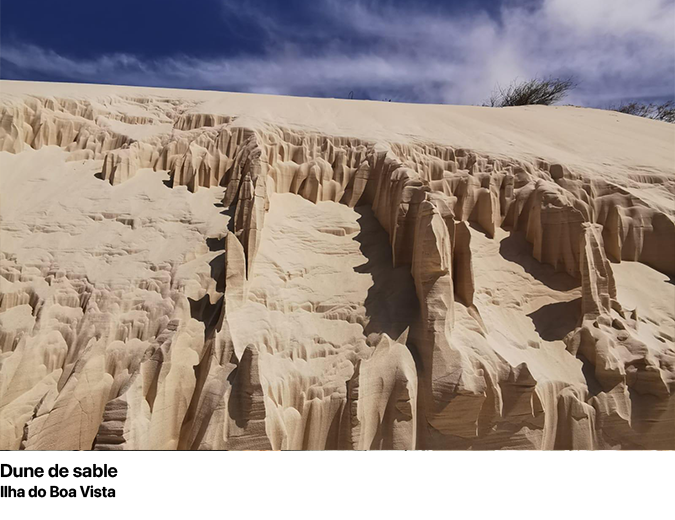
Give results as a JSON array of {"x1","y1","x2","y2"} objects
[{"x1": 0, "y1": 80, "x2": 673, "y2": 449}]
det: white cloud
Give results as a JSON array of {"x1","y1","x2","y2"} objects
[{"x1": 2, "y1": 0, "x2": 673, "y2": 106}]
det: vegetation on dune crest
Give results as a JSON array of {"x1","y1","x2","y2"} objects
[
  {"x1": 487, "y1": 77, "x2": 576, "y2": 107},
  {"x1": 486, "y1": 77, "x2": 674, "y2": 124},
  {"x1": 609, "y1": 101, "x2": 675, "y2": 123}
]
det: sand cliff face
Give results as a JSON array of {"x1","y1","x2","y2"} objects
[{"x1": 0, "y1": 81, "x2": 673, "y2": 450}]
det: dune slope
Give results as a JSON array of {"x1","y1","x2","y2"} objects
[{"x1": 0, "y1": 80, "x2": 673, "y2": 450}]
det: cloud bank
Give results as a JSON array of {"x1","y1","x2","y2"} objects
[{"x1": 2, "y1": 0, "x2": 673, "y2": 106}]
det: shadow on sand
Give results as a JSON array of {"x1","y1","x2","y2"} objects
[
  {"x1": 527, "y1": 297, "x2": 581, "y2": 342},
  {"x1": 499, "y1": 231, "x2": 580, "y2": 292},
  {"x1": 352, "y1": 205, "x2": 420, "y2": 341}
]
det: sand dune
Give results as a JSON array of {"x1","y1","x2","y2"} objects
[{"x1": 0, "y1": 80, "x2": 673, "y2": 449}]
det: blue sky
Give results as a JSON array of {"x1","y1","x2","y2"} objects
[{"x1": 2, "y1": 0, "x2": 674, "y2": 106}]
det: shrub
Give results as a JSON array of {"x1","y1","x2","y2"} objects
[
  {"x1": 488, "y1": 77, "x2": 576, "y2": 107},
  {"x1": 611, "y1": 101, "x2": 674, "y2": 123}
]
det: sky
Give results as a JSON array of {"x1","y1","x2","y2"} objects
[{"x1": 1, "y1": 0, "x2": 674, "y2": 107}]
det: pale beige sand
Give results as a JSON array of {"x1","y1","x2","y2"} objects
[{"x1": 0, "y1": 80, "x2": 673, "y2": 449}]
